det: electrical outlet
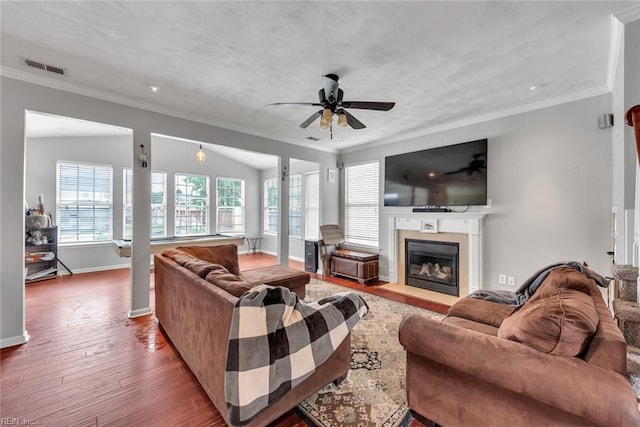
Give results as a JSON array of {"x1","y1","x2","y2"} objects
[
  {"x1": 508, "y1": 276, "x2": 516, "y2": 287},
  {"x1": 498, "y1": 274, "x2": 507, "y2": 285}
]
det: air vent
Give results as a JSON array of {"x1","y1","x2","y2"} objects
[
  {"x1": 305, "y1": 136, "x2": 320, "y2": 141},
  {"x1": 24, "y1": 58, "x2": 65, "y2": 75}
]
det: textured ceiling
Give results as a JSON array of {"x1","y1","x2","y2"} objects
[{"x1": 2, "y1": 1, "x2": 638, "y2": 153}]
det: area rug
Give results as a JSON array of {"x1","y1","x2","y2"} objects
[{"x1": 297, "y1": 279, "x2": 444, "y2": 427}]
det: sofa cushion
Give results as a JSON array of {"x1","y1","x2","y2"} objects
[
  {"x1": 240, "y1": 265, "x2": 310, "y2": 289},
  {"x1": 176, "y1": 244, "x2": 240, "y2": 275},
  {"x1": 498, "y1": 286, "x2": 599, "y2": 356},
  {"x1": 534, "y1": 267, "x2": 595, "y2": 298},
  {"x1": 161, "y1": 248, "x2": 199, "y2": 266},
  {"x1": 183, "y1": 259, "x2": 227, "y2": 278},
  {"x1": 446, "y1": 298, "x2": 516, "y2": 328},
  {"x1": 205, "y1": 266, "x2": 253, "y2": 298}
]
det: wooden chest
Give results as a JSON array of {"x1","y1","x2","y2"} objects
[{"x1": 331, "y1": 249, "x2": 379, "y2": 284}]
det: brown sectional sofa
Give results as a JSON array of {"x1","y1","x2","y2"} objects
[
  {"x1": 154, "y1": 244, "x2": 351, "y2": 426},
  {"x1": 399, "y1": 267, "x2": 640, "y2": 427}
]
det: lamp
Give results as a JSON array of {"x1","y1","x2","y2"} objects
[
  {"x1": 196, "y1": 144, "x2": 206, "y2": 164},
  {"x1": 337, "y1": 111, "x2": 348, "y2": 127},
  {"x1": 319, "y1": 120, "x2": 329, "y2": 131}
]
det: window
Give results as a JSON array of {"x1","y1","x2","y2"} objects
[
  {"x1": 345, "y1": 161, "x2": 379, "y2": 247},
  {"x1": 264, "y1": 178, "x2": 278, "y2": 234},
  {"x1": 305, "y1": 171, "x2": 320, "y2": 240},
  {"x1": 123, "y1": 169, "x2": 167, "y2": 239},
  {"x1": 289, "y1": 174, "x2": 302, "y2": 237},
  {"x1": 216, "y1": 177, "x2": 245, "y2": 233},
  {"x1": 56, "y1": 161, "x2": 113, "y2": 243},
  {"x1": 175, "y1": 173, "x2": 209, "y2": 236}
]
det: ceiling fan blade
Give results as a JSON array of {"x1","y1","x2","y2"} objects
[
  {"x1": 341, "y1": 101, "x2": 395, "y2": 111},
  {"x1": 268, "y1": 102, "x2": 322, "y2": 107},
  {"x1": 343, "y1": 110, "x2": 366, "y2": 129},
  {"x1": 300, "y1": 110, "x2": 322, "y2": 129}
]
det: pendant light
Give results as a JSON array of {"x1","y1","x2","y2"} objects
[{"x1": 196, "y1": 144, "x2": 206, "y2": 164}]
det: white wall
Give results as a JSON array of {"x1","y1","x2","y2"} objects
[
  {"x1": 340, "y1": 94, "x2": 614, "y2": 289},
  {"x1": 25, "y1": 134, "x2": 261, "y2": 273}
]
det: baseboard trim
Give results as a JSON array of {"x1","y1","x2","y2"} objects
[
  {"x1": 128, "y1": 308, "x2": 153, "y2": 318},
  {"x1": 0, "y1": 331, "x2": 30, "y2": 349},
  {"x1": 60, "y1": 263, "x2": 130, "y2": 275}
]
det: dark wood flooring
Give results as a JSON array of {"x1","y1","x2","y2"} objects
[{"x1": 1, "y1": 253, "x2": 446, "y2": 426}]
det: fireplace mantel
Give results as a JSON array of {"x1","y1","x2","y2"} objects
[{"x1": 388, "y1": 213, "x2": 488, "y2": 296}]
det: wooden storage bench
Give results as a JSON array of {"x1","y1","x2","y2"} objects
[{"x1": 331, "y1": 249, "x2": 379, "y2": 284}]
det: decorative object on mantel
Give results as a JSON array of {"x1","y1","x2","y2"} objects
[{"x1": 420, "y1": 218, "x2": 438, "y2": 233}]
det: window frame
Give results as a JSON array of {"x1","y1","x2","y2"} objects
[
  {"x1": 122, "y1": 168, "x2": 167, "y2": 239},
  {"x1": 216, "y1": 176, "x2": 245, "y2": 234},
  {"x1": 56, "y1": 160, "x2": 113, "y2": 244},
  {"x1": 289, "y1": 173, "x2": 302, "y2": 238},
  {"x1": 263, "y1": 177, "x2": 278, "y2": 235},
  {"x1": 174, "y1": 172, "x2": 210, "y2": 236},
  {"x1": 304, "y1": 170, "x2": 320, "y2": 240},
  {"x1": 344, "y1": 160, "x2": 380, "y2": 248}
]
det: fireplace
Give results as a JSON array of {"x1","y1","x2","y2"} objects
[{"x1": 405, "y1": 239, "x2": 459, "y2": 296}]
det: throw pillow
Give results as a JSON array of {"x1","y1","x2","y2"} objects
[
  {"x1": 205, "y1": 267, "x2": 253, "y2": 298},
  {"x1": 183, "y1": 259, "x2": 227, "y2": 279},
  {"x1": 497, "y1": 287, "x2": 599, "y2": 356},
  {"x1": 176, "y1": 244, "x2": 240, "y2": 275},
  {"x1": 161, "y1": 248, "x2": 199, "y2": 266}
]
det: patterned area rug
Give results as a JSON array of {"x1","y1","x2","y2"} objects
[{"x1": 297, "y1": 279, "x2": 444, "y2": 427}]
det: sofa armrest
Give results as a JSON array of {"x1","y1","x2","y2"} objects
[{"x1": 399, "y1": 314, "x2": 640, "y2": 427}]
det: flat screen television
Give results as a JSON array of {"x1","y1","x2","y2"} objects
[{"x1": 384, "y1": 139, "x2": 488, "y2": 207}]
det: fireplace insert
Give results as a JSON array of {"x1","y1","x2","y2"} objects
[{"x1": 405, "y1": 239, "x2": 459, "y2": 296}]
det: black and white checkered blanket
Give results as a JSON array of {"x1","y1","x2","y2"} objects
[{"x1": 224, "y1": 284, "x2": 368, "y2": 426}]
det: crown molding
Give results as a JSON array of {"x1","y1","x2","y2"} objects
[
  {"x1": 606, "y1": 15, "x2": 624, "y2": 91},
  {"x1": 0, "y1": 66, "x2": 338, "y2": 154},
  {"x1": 342, "y1": 85, "x2": 611, "y2": 154},
  {"x1": 614, "y1": 4, "x2": 640, "y2": 24}
]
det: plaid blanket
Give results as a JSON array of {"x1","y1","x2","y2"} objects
[{"x1": 225, "y1": 284, "x2": 368, "y2": 426}]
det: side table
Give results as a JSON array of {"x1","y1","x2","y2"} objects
[{"x1": 246, "y1": 237, "x2": 262, "y2": 254}]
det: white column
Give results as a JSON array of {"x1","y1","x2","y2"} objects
[
  {"x1": 277, "y1": 156, "x2": 290, "y2": 266},
  {"x1": 129, "y1": 132, "x2": 153, "y2": 318}
]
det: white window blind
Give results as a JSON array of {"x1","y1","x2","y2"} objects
[
  {"x1": 175, "y1": 173, "x2": 209, "y2": 236},
  {"x1": 345, "y1": 161, "x2": 379, "y2": 247},
  {"x1": 289, "y1": 174, "x2": 302, "y2": 237},
  {"x1": 217, "y1": 177, "x2": 245, "y2": 234},
  {"x1": 123, "y1": 169, "x2": 167, "y2": 239},
  {"x1": 56, "y1": 161, "x2": 113, "y2": 243},
  {"x1": 305, "y1": 171, "x2": 320, "y2": 240},
  {"x1": 264, "y1": 178, "x2": 278, "y2": 233}
]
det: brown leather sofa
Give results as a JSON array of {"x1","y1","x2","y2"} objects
[
  {"x1": 154, "y1": 245, "x2": 351, "y2": 426},
  {"x1": 399, "y1": 267, "x2": 640, "y2": 427}
]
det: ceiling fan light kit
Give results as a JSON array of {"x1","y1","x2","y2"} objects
[{"x1": 269, "y1": 74, "x2": 395, "y2": 137}]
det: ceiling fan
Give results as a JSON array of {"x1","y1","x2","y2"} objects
[
  {"x1": 269, "y1": 74, "x2": 395, "y2": 134},
  {"x1": 444, "y1": 153, "x2": 486, "y2": 176}
]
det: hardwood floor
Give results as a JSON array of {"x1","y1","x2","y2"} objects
[{"x1": 1, "y1": 253, "x2": 446, "y2": 426}]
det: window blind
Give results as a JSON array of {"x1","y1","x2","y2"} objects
[
  {"x1": 56, "y1": 161, "x2": 113, "y2": 243},
  {"x1": 216, "y1": 177, "x2": 245, "y2": 233},
  {"x1": 345, "y1": 161, "x2": 379, "y2": 247},
  {"x1": 264, "y1": 178, "x2": 278, "y2": 233},
  {"x1": 289, "y1": 174, "x2": 302, "y2": 237},
  {"x1": 305, "y1": 171, "x2": 320, "y2": 240}
]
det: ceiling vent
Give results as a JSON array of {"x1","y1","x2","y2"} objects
[
  {"x1": 24, "y1": 58, "x2": 65, "y2": 75},
  {"x1": 305, "y1": 136, "x2": 320, "y2": 141}
]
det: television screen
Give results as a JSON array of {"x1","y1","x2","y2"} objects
[{"x1": 384, "y1": 139, "x2": 488, "y2": 207}]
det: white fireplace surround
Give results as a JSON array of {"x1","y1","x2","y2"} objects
[{"x1": 388, "y1": 213, "x2": 488, "y2": 296}]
